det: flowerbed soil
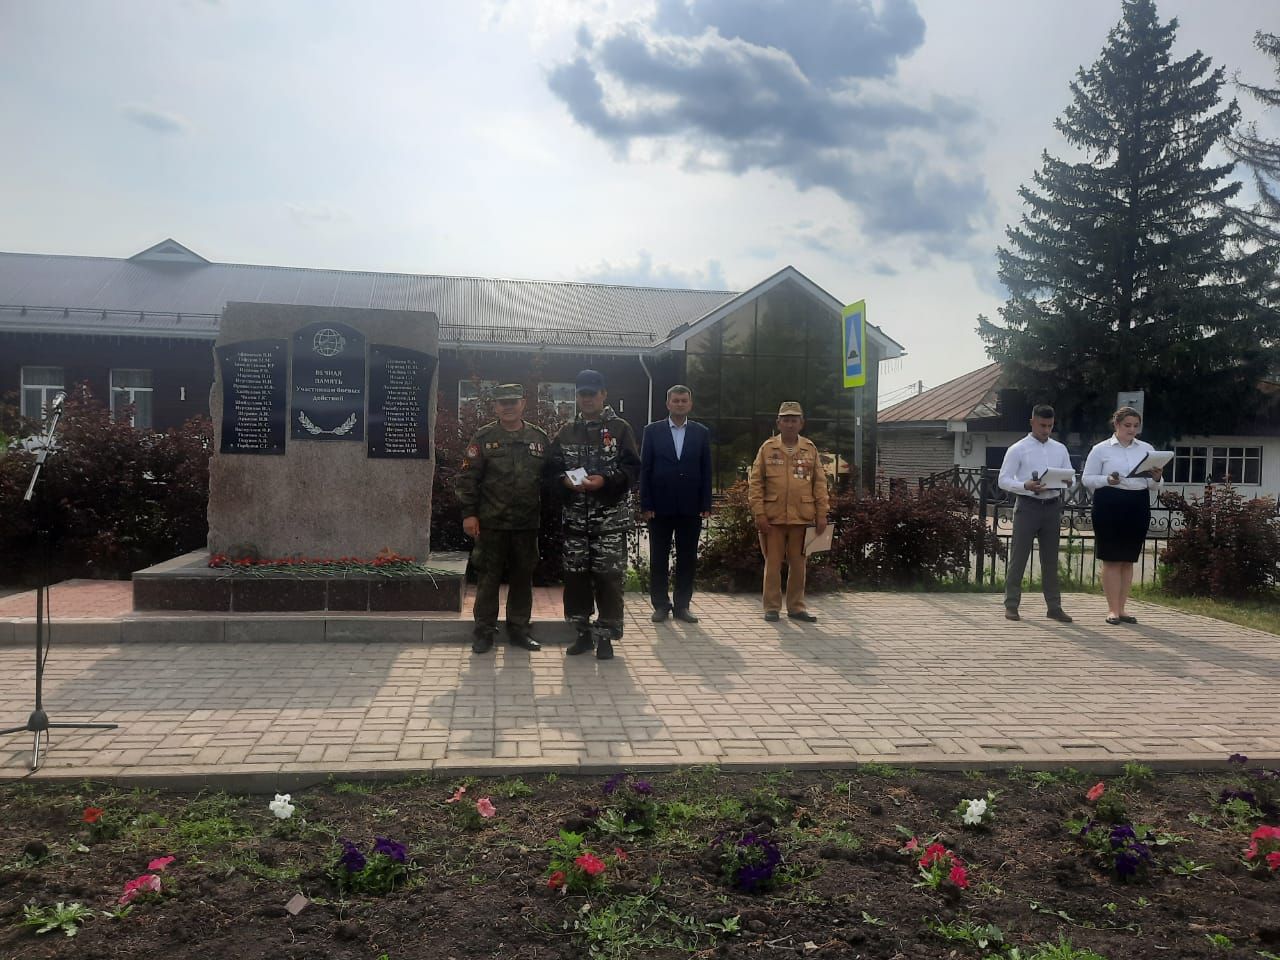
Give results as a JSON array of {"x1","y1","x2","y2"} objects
[{"x1": 1, "y1": 765, "x2": 1277, "y2": 959}]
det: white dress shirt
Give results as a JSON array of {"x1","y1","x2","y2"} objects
[
  {"x1": 1082, "y1": 436, "x2": 1162, "y2": 492},
  {"x1": 998, "y1": 433, "x2": 1074, "y2": 500},
  {"x1": 668, "y1": 417, "x2": 687, "y2": 459}
]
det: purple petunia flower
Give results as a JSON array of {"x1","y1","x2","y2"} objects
[
  {"x1": 631, "y1": 780, "x2": 653, "y2": 796},
  {"x1": 338, "y1": 838, "x2": 366, "y2": 873},
  {"x1": 373, "y1": 836, "x2": 407, "y2": 863},
  {"x1": 1109, "y1": 824, "x2": 1137, "y2": 847},
  {"x1": 602, "y1": 772, "x2": 626, "y2": 796},
  {"x1": 1228, "y1": 753, "x2": 1249, "y2": 765}
]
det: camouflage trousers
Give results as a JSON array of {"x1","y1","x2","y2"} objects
[
  {"x1": 562, "y1": 526, "x2": 627, "y2": 637},
  {"x1": 471, "y1": 529, "x2": 539, "y2": 636}
]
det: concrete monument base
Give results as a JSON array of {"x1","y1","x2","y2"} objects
[{"x1": 132, "y1": 550, "x2": 464, "y2": 613}]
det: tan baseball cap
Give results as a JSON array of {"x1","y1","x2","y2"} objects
[{"x1": 777, "y1": 401, "x2": 804, "y2": 416}]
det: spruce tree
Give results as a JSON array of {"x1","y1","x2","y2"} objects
[
  {"x1": 1227, "y1": 31, "x2": 1280, "y2": 240},
  {"x1": 977, "y1": 0, "x2": 1279, "y2": 442}
]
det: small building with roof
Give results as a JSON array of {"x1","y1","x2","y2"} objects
[
  {"x1": 878, "y1": 363, "x2": 1280, "y2": 501},
  {"x1": 0, "y1": 239, "x2": 905, "y2": 490}
]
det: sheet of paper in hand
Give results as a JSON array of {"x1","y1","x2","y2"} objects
[
  {"x1": 565, "y1": 467, "x2": 589, "y2": 485},
  {"x1": 804, "y1": 525, "x2": 833, "y2": 556},
  {"x1": 1126, "y1": 450, "x2": 1174, "y2": 478}
]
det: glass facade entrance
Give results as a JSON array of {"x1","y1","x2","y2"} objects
[{"x1": 682, "y1": 279, "x2": 877, "y2": 491}]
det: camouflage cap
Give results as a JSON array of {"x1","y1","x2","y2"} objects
[
  {"x1": 492, "y1": 383, "x2": 525, "y2": 401},
  {"x1": 777, "y1": 401, "x2": 804, "y2": 417}
]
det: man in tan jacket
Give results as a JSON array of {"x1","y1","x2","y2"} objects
[{"x1": 748, "y1": 402, "x2": 830, "y2": 623}]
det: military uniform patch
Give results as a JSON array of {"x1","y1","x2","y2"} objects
[{"x1": 466, "y1": 444, "x2": 480, "y2": 459}]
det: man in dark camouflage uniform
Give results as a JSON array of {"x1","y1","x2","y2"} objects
[
  {"x1": 455, "y1": 383, "x2": 548, "y2": 654},
  {"x1": 547, "y1": 369, "x2": 640, "y2": 660}
]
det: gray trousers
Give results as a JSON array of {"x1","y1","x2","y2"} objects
[{"x1": 1004, "y1": 495, "x2": 1062, "y2": 611}]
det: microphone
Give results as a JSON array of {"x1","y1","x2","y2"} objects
[{"x1": 49, "y1": 391, "x2": 66, "y2": 413}]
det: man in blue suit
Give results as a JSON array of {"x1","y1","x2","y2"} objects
[{"x1": 640, "y1": 385, "x2": 713, "y2": 623}]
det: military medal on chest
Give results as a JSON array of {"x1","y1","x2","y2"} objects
[{"x1": 600, "y1": 427, "x2": 616, "y2": 452}]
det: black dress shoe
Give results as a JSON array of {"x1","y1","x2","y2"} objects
[
  {"x1": 764, "y1": 611, "x2": 780, "y2": 622},
  {"x1": 1004, "y1": 609, "x2": 1020, "y2": 621},
  {"x1": 673, "y1": 609, "x2": 699, "y2": 623},
  {"x1": 472, "y1": 631, "x2": 496, "y2": 654},
  {"x1": 787, "y1": 611, "x2": 818, "y2": 623},
  {"x1": 651, "y1": 608, "x2": 669, "y2": 622},
  {"x1": 1046, "y1": 608, "x2": 1073, "y2": 623},
  {"x1": 508, "y1": 633, "x2": 542, "y2": 651}
]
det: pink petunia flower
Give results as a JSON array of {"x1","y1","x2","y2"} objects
[
  {"x1": 147, "y1": 856, "x2": 175, "y2": 872},
  {"x1": 547, "y1": 870, "x2": 566, "y2": 890},
  {"x1": 82, "y1": 807, "x2": 104, "y2": 824},
  {"x1": 475, "y1": 797, "x2": 496, "y2": 818},
  {"x1": 1267, "y1": 851, "x2": 1280, "y2": 871},
  {"x1": 119, "y1": 873, "x2": 162, "y2": 905},
  {"x1": 1086, "y1": 782, "x2": 1105, "y2": 802},
  {"x1": 904, "y1": 837, "x2": 919, "y2": 853},
  {"x1": 949, "y1": 864, "x2": 969, "y2": 888},
  {"x1": 614, "y1": 847, "x2": 628, "y2": 861},
  {"x1": 446, "y1": 786, "x2": 466, "y2": 804},
  {"x1": 575, "y1": 852, "x2": 607, "y2": 877}
]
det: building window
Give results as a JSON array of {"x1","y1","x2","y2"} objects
[
  {"x1": 1173, "y1": 445, "x2": 1262, "y2": 485},
  {"x1": 20, "y1": 366, "x2": 64, "y2": 418},
  {"x1": 457, "y1": 380, "x2": 498, "y2": 417},
  {"x1": 110, "y1": 369, "x2": 153, "y2": 428},
  {"x1": 537, "y1": 382, "x2": 576, "y2": 424}
]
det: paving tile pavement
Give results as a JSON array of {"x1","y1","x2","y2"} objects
[{"x1": 1, "y1": 591, "x2": 1276, "y2": 786}]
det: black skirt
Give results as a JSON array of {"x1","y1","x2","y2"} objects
[{"x1": 1092, "y1": 486, "x2": 1150, "y2": 563}]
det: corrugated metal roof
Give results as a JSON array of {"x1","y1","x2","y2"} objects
[
  {"x1": 879, "y1": 362, "x2": 1003, "y2": 423},
  {"x1": 0, "y1": 250, "x2": 738, "y2": 350}
]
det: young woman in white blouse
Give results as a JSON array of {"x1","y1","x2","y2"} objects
[{"x1": 1082, "y1": 407, "x2": 1163, "y2": 625}]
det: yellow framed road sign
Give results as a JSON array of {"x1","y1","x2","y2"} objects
[{"x1": 842, "y1": 300, "x2": 866, "y2": 388}]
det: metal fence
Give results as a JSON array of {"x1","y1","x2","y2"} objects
[{"x1": 917, "y1": 465, "x2": 1279, "y2": 589}]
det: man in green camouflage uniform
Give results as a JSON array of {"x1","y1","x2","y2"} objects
[
  {"x1": 455, "y1": 383, "x2": 548, "y2": 654},
  {"x1": 547, "y1": 369, "x2": 640, "y2": 660}
]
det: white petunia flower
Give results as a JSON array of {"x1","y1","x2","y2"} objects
[
  {"x1": 268, "y1": 793, "x2": 296, "y2": 819},
  {"x1": 962, "y1": 798, "x2": 987, "y2": 825}
]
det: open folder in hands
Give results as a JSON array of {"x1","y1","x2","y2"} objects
[
  {"x1": 1126, "y1": 450, "x2": 1174, "y2": 478},
  {"x1": 1034, "y1": 468, "x2": 1076, "y2": 490}
]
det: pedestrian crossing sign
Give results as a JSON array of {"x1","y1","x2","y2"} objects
[{"x1": 842, "y1": 300, "x2": 866, "y2": 388}]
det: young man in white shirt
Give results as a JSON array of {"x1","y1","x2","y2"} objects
[{"x1": 997, "y1": 404, "x2": 1074, "y2": 623}]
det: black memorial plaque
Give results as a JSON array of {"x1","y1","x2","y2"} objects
[
  {"x1": 368, "y1": 344, "x2": 437, "y2": 459},
  {"x1": 217, "y1": 339, "x2": 287, "y2": 455},
  {"x1": 291, "y1": 321, "x2": 365, "y2": 441}
]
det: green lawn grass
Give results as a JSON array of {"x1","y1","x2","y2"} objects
[{"x1": 1131, "y1": 586, "x2": 1280, "y2": 636}]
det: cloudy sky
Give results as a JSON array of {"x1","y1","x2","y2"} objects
[{"x1": 1, "y1": 0, "x2": 1276, "y2": 403}]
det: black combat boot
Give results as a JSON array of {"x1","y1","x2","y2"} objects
[
  {"x1": 566, "y1": 626, "x2": 594, "y2": 656},
  {"x1": 472, "y1": 628, "x2": 496, "y2": 654},
  {"x1": 595, "y1": 633, "x2": 615, "y2": 660}
]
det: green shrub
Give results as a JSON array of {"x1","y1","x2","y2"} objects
[{"x1": 1158, "y1": 484, "x2": 1280, "y2": 598}]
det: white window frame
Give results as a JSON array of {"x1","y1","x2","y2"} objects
[
  {"x1": 20, "y1": 366, "x2": 64, "y2": 418},
  {"x1": 457, "y1": 379, "x2": 499, "y2": 416},
  {"x1": 110, "y1": 368, "x2": 153, "y2": 428},
  {"x1": 1173, "y1": 444, "x2": 1263, "y2": 486},
  {"x1": 537, "y1": 381, "x2": 577, "y2": 423}
]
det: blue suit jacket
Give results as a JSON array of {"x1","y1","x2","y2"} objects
[{"x1": 640, "y1": 418, "x2": 713, "y2": 516}]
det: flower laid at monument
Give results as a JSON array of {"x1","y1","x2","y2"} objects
[{"x1": 206, "y1": 548, "x2": 449, "y2": 579}]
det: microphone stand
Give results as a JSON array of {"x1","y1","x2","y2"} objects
[{"x1": 2, "y1": 394, "x2": 118, "y2": 770}]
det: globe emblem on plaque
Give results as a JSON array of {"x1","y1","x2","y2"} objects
[{"x1": 312, "y1": 328, "x2": 346, "y2": 357}]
